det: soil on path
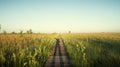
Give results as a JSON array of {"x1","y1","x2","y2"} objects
[{"x1": 44, "y1": 37, "x2": 70, "y2": 67}]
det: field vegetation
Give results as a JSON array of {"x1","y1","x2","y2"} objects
[
  {"x1": 62, "y1": 33, "x2": 120, "y2": 67},
  {"x1": 0, "y1": 34, "x2": 56, "y2": 67},
  {"x1": 0, "y1": 33, "x2": 120, "y2": 67}
]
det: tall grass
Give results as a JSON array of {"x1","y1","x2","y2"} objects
[
  {"x1": 62, "y1": 33, "x2": 120, "y2": 67},
  {"x1": 0, "y1": 34, "x2": 56, "y2": 67}
]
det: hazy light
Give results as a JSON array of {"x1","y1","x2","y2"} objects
[{"x1": 0, "y1": 0, "x2": 120, "y2": 33}]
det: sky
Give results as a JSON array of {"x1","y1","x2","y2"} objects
[{"x1": 0, "y1": 0, "x2": 120, "y2": 33}]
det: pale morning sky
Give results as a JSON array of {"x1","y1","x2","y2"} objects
[{"x1": 0, "y1": 0, "x2": 120, "y2": 33}]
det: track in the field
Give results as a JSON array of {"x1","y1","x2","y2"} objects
[{"x1": 44, "y1": 37, "x2": 70, "y2": 67}]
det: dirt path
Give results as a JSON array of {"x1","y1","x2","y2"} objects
[{"x1": 44, "y1": 37, "x2": 70, "y2": 67}]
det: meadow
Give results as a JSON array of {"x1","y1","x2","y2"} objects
[
  {"x1": 0, "y1": 33, "x2": 120, "y2": 67},
  {"x1": 62, "y1": 33, "x2": 120, "y2": 67},
  {"x1": 0, "y1": 34, "x2": 56, "y2": 67}
]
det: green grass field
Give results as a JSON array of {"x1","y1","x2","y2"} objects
[
  {"x1": 62, "y1": 33, "x2": 120, "y2": 67},
  {"x1": 0, "y1": 34, "x2": 56, "y2": 67},
  {"x1": 0, "y1": 33, "x2": 120, "y2": 67}
]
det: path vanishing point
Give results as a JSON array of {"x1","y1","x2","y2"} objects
[{"x1": 44, "y1": 37, "x2": 70, "y2": 67}]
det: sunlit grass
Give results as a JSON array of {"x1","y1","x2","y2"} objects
[
  {"x1": 62, "y1": 33, "x2": 120, "y2": 67},
  {"x1": 0, "y1": 34, "x2": 56, "y2": 67}
]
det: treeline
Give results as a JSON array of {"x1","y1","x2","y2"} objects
[
  {"x1": 1, "y1": 29, "x2": 33, "y2": 35},
  {"x1": 0, "y1": 24, "x2": 33, "y2": 35}
]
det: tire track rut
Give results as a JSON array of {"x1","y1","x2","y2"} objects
[{"x1": 44, "y1": 37, "x2": 70, "y2": 67}]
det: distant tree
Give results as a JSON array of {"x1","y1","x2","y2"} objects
[
  {"x1": 3, "y1": 30, "x2": 7, "y2": 35},
  {"x1": 68, "y1": 31, "x2": 71, "y2": 34},
  {"x1": 26, "y1": 29, "x2": 33, "y2": 34},
  {"x1": 26, "y1": 30, "x2": 29, "y2": 34},
  {"x1": 0, "y1": 24, "x2": 1, "y2": 33},
  {"x1": 29, "y1": 29, "x2": 32, "y2": 34},
  {"x1": 11, "y1": 31, "x2": 16, "y2": 34},
  {"x1": 0, "y1": 24, "x2": 1, "y2": 30},
  {"x1": 19, "y1": 30, "x2": 23, "y2": 37},
  {"x1": 20, "y1": 30, "x2": 23, "y2": 34}
]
